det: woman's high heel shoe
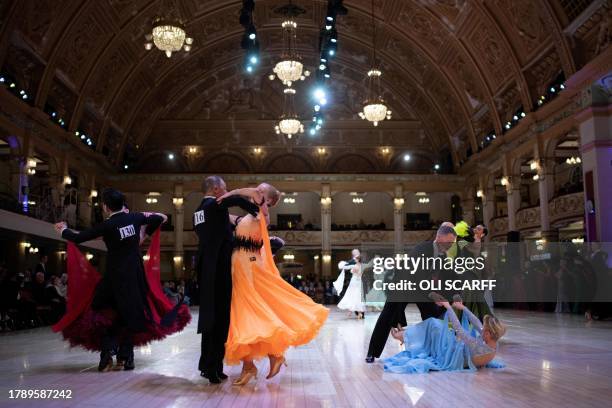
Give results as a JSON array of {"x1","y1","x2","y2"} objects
[
  {"x1": 266, "y1": 355, "x2": 287, "y2": 379},
  {"x1": 232, "y1": 367, "x2": 257, "y2": 386}
]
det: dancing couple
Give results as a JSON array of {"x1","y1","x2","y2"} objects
[
  {"x1": 194, "y1": 176, "x2": 328, "y2": 385},
  {"x1": 53, "y1": 189, "x2": 191, "y2": 371},
  {"x1": 366, "y1": 223, "x2": 506, "y2": 373}
]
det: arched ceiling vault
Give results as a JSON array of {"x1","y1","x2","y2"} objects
[{"x1": 1, "y1": 0, "x2": 598, "y2": 173}]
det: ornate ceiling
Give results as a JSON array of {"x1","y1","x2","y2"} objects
[{"x1": 0, "y1": 0, "x2": 609, "y2": 174}]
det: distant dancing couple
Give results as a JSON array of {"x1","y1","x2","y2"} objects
[{"x1": 194, "y1": 176, "x2": 328, "y2": 385}]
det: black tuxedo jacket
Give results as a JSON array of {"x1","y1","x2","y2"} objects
[
  {"x1": 61, "y1": 212, "x2": 164, "y2": 331},
  {"x1": 193, "y1": 195, "x2": 259, "y2": 333}
]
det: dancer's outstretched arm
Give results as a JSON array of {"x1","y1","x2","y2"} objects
[
  {"x1": 55, "y1": 221, "x2": 105, "y2": 244},
  {"x1": 218, "y1": 187, "x2": 263, "y2": 206},
  {"x1": 453, "y1": 301, "x2": 483, "y2": 333}
]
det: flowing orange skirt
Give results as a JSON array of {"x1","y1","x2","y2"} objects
[{"x1": 225, "y1": 218, "x2": 329, "y2": 365}]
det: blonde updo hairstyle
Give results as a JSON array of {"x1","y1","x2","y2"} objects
[
  {"x1": 257, "y1": 183, "x2": 281, "y2": 207},
  {"x1": 483, "y1": 315, "x2": 506, "y2": 341}
]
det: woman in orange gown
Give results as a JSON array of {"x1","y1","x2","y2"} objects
[{"x1": 220, "y1": 184, "x2": 329, "y2": 385}]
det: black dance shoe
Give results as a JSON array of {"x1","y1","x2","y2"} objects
[
  {"x1": 123, "y1": 356, "x2": 135, "y2": 371},
  {"x1": 217, "y1": 371, "x2": 228, "y2": 380},
  {"x1": 200, "y1": 371, "x2": 222, "y2": 384},
  {"x1": 98, "y1": 352, "x2": 113, "y2": 372},
  {"x1": 365, "y1": 356, "x2": 375, "y2": 364}
]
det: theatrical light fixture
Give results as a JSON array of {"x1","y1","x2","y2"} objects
[
  {"x1": 317, "y1": 147, "x2": 326, "y2": 154},
  {"x1": 476, "y1": 189, "x2": 484, "y2": 198},
  {"x1": 173, "y1": 256, "x2": 183, "y2": 262},
  {"x1": 500, "y1": 176, "x2": 509, "y2": 187},
  {"x1": 144, "y1": 0, "x2": 193, "y2": 58},
  {"x1": 566, "y1": 156, "x2": 581, "y2": 165},
  {"x1": 64, "y1": 176, "x2": 72, "y2": 185},
  {"x1": 283, "y1": 254, "x2": 295, "y2": 261},
  {"x1": 352, "y1": 197, "x2": 364, "y2": 204},
  {"x1": 532, "y1": 174, "x2": 540, "y2": 181},
  {"x1": 418, "y1": 197, "x2": 430, "y2": 204},
  {"x1": 381, "y1": 147, "x2": 390, "y2": 154},
  {"x1": 188, "y1": 146, "x2": 197, "y2": 154},
  {"x1": 146, "y1": 197, "x2": 158, "y2": 204},
  {"x1": 403, "y1": 154, "x2": 411, "y2": 161},
  {"x1": 283, "y1": 197, "x2": 296, "y2": 204},
  {"x1": 530, "y1": 160, "x2": 539, "y2": 170},
  {"x1": 253, "y1": 147, "x2": 262, "y2": 154},
  {"x1": 91, "y1": 190, "x2": 98, "y2": 198},
  {"x1": 168, "y1": 153, "x2": 175, "y2": 160},
  {"x1": 434, "y1": 164, "x2": 440, "y2": 171},
  {"x1": 85, "y1": 253, "x2": 94, "y2": 260}
]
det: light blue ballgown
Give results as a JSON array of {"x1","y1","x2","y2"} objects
[{"x1": 383, "y1": 307, "x2": 505, "y2": 374}]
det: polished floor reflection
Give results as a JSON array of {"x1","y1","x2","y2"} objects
[{"x1": 1, "y1": 306, "x2": 611, "y2": 407}]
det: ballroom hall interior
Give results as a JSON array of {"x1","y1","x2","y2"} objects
[{"x1": 0, "y1": 0, "x2": 611, "y2": 407}]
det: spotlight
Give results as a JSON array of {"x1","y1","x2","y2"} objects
[
  {"x1": 403, "y1": 154, "x2": 411, "y2": 161},
  {"x1": 434, "y1": 164, "x2": 440, "y2": 170},
  {"x1": 328, "y1": 49, "x2": 335, "y2": 56},
  {"x1": 319, "y1": 98, "x2": 328, "y2": 106},
  {"x1": 246, "y1": 65, "x2": 253, "y2": 73},
  {"x1": 124, "y1": 164, "x2": 129, "y2": 169},
  {"x1": 0, "y1": 76, "x2": 4, "y2": 82},
  {"x1": 550, "y1": 87, "x2": 556, "y2": 93},
  {"x1": 513, "y1": 115, "x2": 518, "y2": 121},
  {"x1": 314, "y1": 105, "x2": 320, "y2": 111},
  {"x1": 326, "y1": 16, "x2": 334, "y2": 22},
  {"x1": 249, "y1": 55, "x2": 258, "y2": 64},
  {"x1": 325, "y1": 24, "x2": 332, "y2": 30},
  {"x1": 313, "y1": 88, "x2": 326, "y2": 100},
  {"x1": 247, "y1": 24, "x2": 257, "y2": 40},
  {"x1": 319, "y1": 63, "x2": 326, "y2": 70},
  {"x1": 560, "y1": 84, "x2": 565, "y2": 90},
  {"x1": 520, "y1": 112, "x2": 526, "y2": 118},
  {"x1": 168, "y1": 153, "x2": 175, "y2": 160},
  {"x1": 309, "y1": 128, "x2": 316, "y2": 135},
  {"x1": 9, "y1": 82, "x2": 15, "y2": 88}
]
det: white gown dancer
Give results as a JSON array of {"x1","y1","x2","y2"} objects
[{"x1": 337, "y1": 262, "x2": 366, "y2": 318}]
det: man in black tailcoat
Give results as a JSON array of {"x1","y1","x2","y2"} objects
[
  {"x1": 365, "y1": 225, "x2": 457, "y2": 363},
  {"x1": 194, "y1": 176, "x2": 259, "y2": 384},
  {"x1": 56, "y1": 188, "x2": 166, "y2": 371}
]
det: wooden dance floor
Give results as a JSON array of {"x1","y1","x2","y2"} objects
[{"x1": 1, "y1": 306, "x2": 611, "y2": 407}]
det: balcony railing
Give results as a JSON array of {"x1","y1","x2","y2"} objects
[
  {"x1": 516, "y1": 206, "x2": 540, "y2": 231},
  {"x1": 549, "y1": 192, "x2": 584, "y2": 225}
]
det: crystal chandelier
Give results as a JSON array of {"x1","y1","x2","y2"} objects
[
  {"x1": 275, "y1": 88, "x2": 304, "y2": 139},
  {"x1": 358, "y1": 0, "x2": 391, "y2": 126},
  {"x1": 268, "y1": 17, "x2": 310, "y2": 86},
  {"x1": 144, "y1": 1, "x2": 193, "y2": 58}
]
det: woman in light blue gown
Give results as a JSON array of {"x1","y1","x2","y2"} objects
[{"x1": 384, "y1": 297, "x2": 506, "y2": 374}]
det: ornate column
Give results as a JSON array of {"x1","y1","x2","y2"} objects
[
  {"x1": 78, "y1": 174, "x2": 95, "y2": 227},
  {"x1": 393, "y1": 184, "x2": 404, "y2": 253},
  {"x1": 575, "y1": 77, "x2": 612, "y2": 242},
  {"x1": 172, "y1": 184, "x2": 185, "y2": 278},
  {"x1": 461, "y1": 192, "x2": 476, "y2": 226},
  {"x1": 480, "y1": 178, "x2": 495, "y2": 232},
  {"x1": 532, "y1": 147, "x2": 556, "y2": 239},
  {"x1": 503, "y1": 157, "x2": 520, "y2": 232},
  {"x1": 320, "y1": 183, "x2": 332, "y2": 277}
]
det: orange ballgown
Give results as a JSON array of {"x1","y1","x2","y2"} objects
[{"x1": 225, "y1": 214, "x2": 329, "y2": 365}]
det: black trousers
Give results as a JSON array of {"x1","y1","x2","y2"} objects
[
  {"x1": 198, "y1": 246, "x2": 232, "y2": 374},
  {"x1": 366, "y1": 301, "x2": 445, "y2": 358},
  {"x1": 92, "y1": 278, "x2": 134, "y2": 358}
]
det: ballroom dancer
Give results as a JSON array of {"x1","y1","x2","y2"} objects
[
  {"x1": 385, "y1": 294, "x2": 506, "y2": 373},
  {"x1": 336, "y1": 255, "x2": 366, "y2": 318},
  {"x1": 53, "y1": 188, "x2": 190, "y2": 371},
  {"x1": 218, "y1": 184, "x2": 329, "y2": 386},
  {"x1": 335, "y1": 249, "x2": 360, "y2": 300},
  {"x1": 365, "y1": 225, "x2": 457, "y2": 363},
  {"x1": 193, "y1": 176, "x2": 260, "y2": 384}
]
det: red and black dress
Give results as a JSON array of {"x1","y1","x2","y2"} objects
[{"x1": 52, "y1": 212, "x2": 190, "y2": 351}]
